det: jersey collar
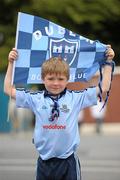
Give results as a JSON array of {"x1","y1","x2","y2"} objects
[{"x1": 44, "y1": 88, "x2": 67, "y2": 99}]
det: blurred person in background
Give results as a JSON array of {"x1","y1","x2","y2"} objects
[
  {"x1": 90, "y1": 100, "x2": 107, "y2": 133},
  {"x1": 8, "y1": 98, "x2": 34, "y2": 133},
  {"x1": 78, "y1": 110, "x2": 84, "y2": 128}
]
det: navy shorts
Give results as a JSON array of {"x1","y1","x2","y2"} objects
[{"x1": 36, "y1": 153, "x2": 81, "y2": 180}]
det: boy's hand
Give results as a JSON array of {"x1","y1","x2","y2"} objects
[
  {"x1": 8, "y1": 48, "x2": 18, "y2": 63},
  {"x1": 105, "y1": 44, "x2": 115, "y2": 61}
]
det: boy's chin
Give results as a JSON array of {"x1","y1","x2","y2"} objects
[
  {"x1": 48, "y1": 89, "x2": 64, "y2": 95},
  {"x1": 50, "y1": 91, "x2": 61, "y2": 95}
]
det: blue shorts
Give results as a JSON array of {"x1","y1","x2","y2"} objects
[{"x1": 36, "y1": 153, "x2": 81, "y2": 180}]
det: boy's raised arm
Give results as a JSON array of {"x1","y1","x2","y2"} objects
[
  {"x1": 96, "y1": 45, "x2": 115, "y2": 97},
  {"x1": 4, "y1": 48, "x2": 17, "y2": 99}
]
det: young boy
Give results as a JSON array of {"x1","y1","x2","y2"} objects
[{"x1": 4, "y1": 46, "x2": 115, "y2": 180}]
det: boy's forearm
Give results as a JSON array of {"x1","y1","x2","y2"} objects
[
  {"x1": 4, "y1": 62, "x2": 14, "y2": 96},
  {"x1": 96, "y1": 64, "x2": 112, "y2": 99},
  {"x1": 100, "y1": 45, "x2": 115, "y2": 94},
  {"x1": 101, "y1": 65, "x2": 112, "y2": 93},
  {"x1": 4, "y1": 48, "x2": 18, "y2": 98}
]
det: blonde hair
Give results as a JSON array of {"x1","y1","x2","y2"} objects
[{"x1": 41, "y1": 57, "x2": 70, "y2": 80}]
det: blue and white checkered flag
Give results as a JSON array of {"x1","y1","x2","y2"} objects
[{"x1": 12, "y1": 12, "x2": 107, "y2": 85}]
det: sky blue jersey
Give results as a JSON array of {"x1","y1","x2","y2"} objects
[{"x1": 16, "y1": 87, "x2": 97, "y2": 160}]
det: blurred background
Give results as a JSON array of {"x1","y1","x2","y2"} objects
[{"x1": 0, "y1": 0, "x2": 120, "y2": 180}]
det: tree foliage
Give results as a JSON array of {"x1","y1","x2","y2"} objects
[{"x1": 0, "y1": 0, "x2": 120, "y2": 72}]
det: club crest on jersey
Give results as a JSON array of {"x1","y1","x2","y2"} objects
[
  {"x1": 49, "y1": 38, "x2": 79, "y2": 66},
  {"x1": 60, "y1": 104, "x2": 70, "y2": 113}
]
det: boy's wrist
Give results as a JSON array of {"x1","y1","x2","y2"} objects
[
  {"x1": 8, "y1": 57, "x2": 13, "y2": 63},
  {"x1": 8, "y1": 60, "x2": 14, "y2": 65},
  {"x1": 106, "y1": 59, "x2": 112, "y2": 62},
  {"x1": 103, "y1": 60, "x2": 115, "y2": 69}
]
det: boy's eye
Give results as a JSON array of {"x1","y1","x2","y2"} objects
[
  {"x1": 58, "y1": 78, "x2": 64, "y2": 81},
  {"x1": 48, "y1": 78, "x2": 54, "y2": 80}
]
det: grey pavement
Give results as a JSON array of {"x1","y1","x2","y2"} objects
[{"x1": 0, "y1": 123, "x2": 120, "y2": 180}]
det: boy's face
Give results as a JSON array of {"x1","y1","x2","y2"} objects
[{"x1": 43, "y1": 73, "x2": 68, "y2": 95}]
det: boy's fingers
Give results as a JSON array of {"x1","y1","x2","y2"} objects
[
  {"x1": 9, "y1": 52, "x2": 17, "y2": 58},
  {"x1": 8, "y1": 51, "x2": 18, "y2": 62},
  {"x1": 9, "y1": 54, "x2": 17, "y2": 59},
  {"x1": 106, "y1": 49, "x2": 113, "y2": 54},
  {"x1": 11, "y1": 48, "x2": 18, "y2": 56},
  {"x1": 106, "y1": 44, "x2": 111, "y2": 48},
  {"x1": 105, "y1": 45, "x2": 115, "y2": 60},
  {"x1": 10, "y1": 48, "x2": 18, "y2": 56},
  {"x1": 12, "y1": 47, "x2": 17, "y2": 51}
]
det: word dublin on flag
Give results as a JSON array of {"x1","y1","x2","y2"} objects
[{"x1": 12, "y1": 12, "x2": 107, "y2": 85}]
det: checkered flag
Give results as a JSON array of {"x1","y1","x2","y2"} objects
[{"x1": 12, "y1": 12, "x2": 107, "y2": 85}]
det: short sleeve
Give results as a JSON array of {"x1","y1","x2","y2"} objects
[
  {"x1": 80, "y1": 87, "x2": 97, "y2": 109},
  {"x1": 16, "y1": 89, "x2": 34, "y2": 110}
]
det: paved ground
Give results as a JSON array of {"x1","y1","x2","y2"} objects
[{"x1": 0, "y1": 123, "x2": 120, "y2": 180}]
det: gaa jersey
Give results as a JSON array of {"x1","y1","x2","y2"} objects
[{"x1": 16, "y1": 87, "x2": 97, "y2": 160}]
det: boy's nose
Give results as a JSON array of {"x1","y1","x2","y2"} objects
[{"x1": 53, "y1": 80, "x2": 59, "y2": 85}]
